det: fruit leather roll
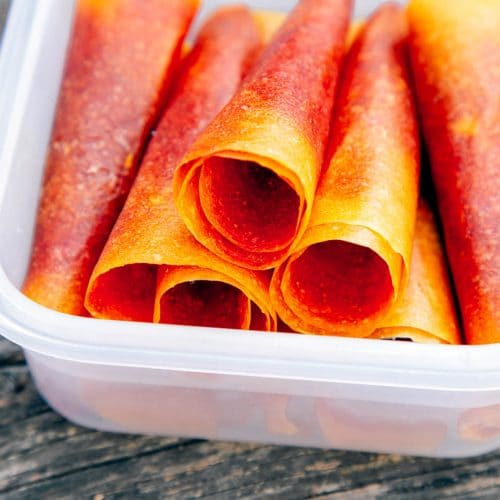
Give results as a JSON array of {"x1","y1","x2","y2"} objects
[
  {"x1": 86, "y1": 7, "x2": 276, "y2": 331},
  {"x1": 370, "y1": 201, "x2": 462, "y2": 344},
  {"x1": 408, "y1": 0, "x2": 500, "y2": 344},
  {"x1": 346, "y1": 21, "x2": 365, "y2": 49},
  {"x1": 22, "y1": 0, "x2": 199, "y2": 315},
  {"x1": 174, "y1": 0, "x2": 352, "y2": 270},
  {"x1": 271, "y1": 4, "x2": 420, "y2": 336},
  {"x1": 252, "y1": 11, "x2": 285, "y2": 45}
]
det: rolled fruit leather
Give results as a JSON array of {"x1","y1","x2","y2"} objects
[
  {"x1": 174, "y1": 0, "x2": 352, "y2": 270},
  {"x1": 278, "y1": 201, "x2": 461, "y2": 344},
  {"x1": 22, "y1": 0, "x2": 199, "y2": 315},
  {"x1": 85, "y1": 7, "x2": 276, "y2": 331},
  {"x1": 251, "y1": 10, "x2": 285, "y2": 44},
  {"x1": 271, "y1": 3, "x2": 420, "y2": 336},
  {"x1": 408, "y1": 0, "x2": 500, "y2": 344},
  {"x1": 274, "y1": 20, "x2": 363, "y2": 335},
  {"x1": 370, "y1": 200, "x2": 462, "y2": 344}
]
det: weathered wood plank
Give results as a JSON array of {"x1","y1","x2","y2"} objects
[
  {"x1": 1, "y1": 426, "x2": 499, "y2": 500},
  {"x1": 0, "y1": 337, "x2": 24, "y2": 365},
  {"x1": 0, "y1": 0, "x2": 8, "y2": 43},
  {"x1": 0, "y1": 364, "x2": 51, "y2": 427}
]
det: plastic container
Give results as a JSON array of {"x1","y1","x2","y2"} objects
[{"x1": 0, "y1": 0, "x2": 499, "y2": 458}]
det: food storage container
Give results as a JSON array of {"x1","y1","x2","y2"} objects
[{"x1": 0, "y1": 0, "x2": 498, "y2": 458}]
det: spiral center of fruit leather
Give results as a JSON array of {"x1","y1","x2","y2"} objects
[
  {"x1": 285, "y1": 240, "x2": 394, "y2": 324},
  {"x1": 159, "y1": 280, "x2": 251, "y2": 329},
  {"x1": 199, "y1": 159, "x2": 301, "y2": 252}
]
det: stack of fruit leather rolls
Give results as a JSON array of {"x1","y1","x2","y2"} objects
[
  {"x1": 85, "y1": 6, "x2": 279, "y2": 330},
  {"x1": 271, "y1": 4, "x2": 420, "y2": 336},
  {"x1": 174, "y1": 0, "x2": 352, "y2": 270},
  {"x1": 23, "y1": 0, "x2": 199, "y2": 315},
  {"x1": 370, "y1": 201, "x2": 462, "y2": 344}
]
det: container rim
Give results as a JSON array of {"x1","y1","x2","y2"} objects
[{"x1": 1, "y1": 266, "x2": 500, "y2": 392}]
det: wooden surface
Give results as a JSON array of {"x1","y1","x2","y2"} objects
[
  {"x1": 2, "y1": 340, "x2": 500, "y2": 499},
  {"x1": 1, "y1": 1, "x2": 500, "y2": 498}
]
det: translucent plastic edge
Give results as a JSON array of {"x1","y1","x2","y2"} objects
[
  {"x1": 0, "y1": 0, "x2": 499, "y2": 391},
  {"x1": 1, "y1": 265, "x2": 500, "y2": 391},
  {"x1": 0, "y1": 0, "x2": 35, "y2": 192}
]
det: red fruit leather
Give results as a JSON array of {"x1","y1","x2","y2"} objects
[
  {"x1": 271, "y1": 4, "x2": 420, "y2": 336},
  {"x1": 85, "y1": 7, "x2": 276, "y2": 330},
  {"x1": 408, "y1": 0, "x2": 500, "y2": 344},
  {"x1": 174, "y1": 0, "x2": 352, "y2": 270},
  {"x1": 22, "y1": 0, "x2": 199, "y2": 315}
]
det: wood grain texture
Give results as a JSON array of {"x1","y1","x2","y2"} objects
[{"x1": 1, "y1": 337, "x2": 499, "y2": 499}]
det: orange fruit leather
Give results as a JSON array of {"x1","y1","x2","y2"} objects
[
  {"x1": 271, "y1": 4, "x2": 420, "y2": 336},
  {"x1": 85, "y1": 6, "x2": 277, "y2": 331},
  {"x1": 408, "y1": 0, "x2": 500, "y2": 344},
  {"x1": 22, "y1": 0, "x2": 199, "y2": 315},
  {"x1": 251, "y1": 11, "x2": 286, "y2": 45},
  {"x1": 370, "y1": 201, "x2": 462, "y2": 345},
  {"x1": 346, "y1": 20, "x2": 365, "y2": 48},
  {"x1": 173, "y1": 0, "x2": 352, "y2": 270}
]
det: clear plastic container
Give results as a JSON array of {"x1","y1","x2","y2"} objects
[{"x1": 0, "y1": 0, "x2": 499, "y2": 458}]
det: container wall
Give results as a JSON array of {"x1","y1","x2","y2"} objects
[
  {"x1": 26, "y1": 351, "x2": 500, "y2": 457},
  {"x1": 0, "y1": 0, "x2": 74, "y2": 288}
]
